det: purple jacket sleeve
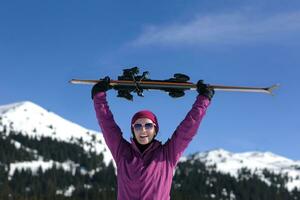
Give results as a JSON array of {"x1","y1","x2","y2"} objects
[
  {"x1": 93, "y1": 92, "x2": 128, "y2": 161},
  {"x1": 166, "y1": 95, "x2": 211, "y2": 166}
]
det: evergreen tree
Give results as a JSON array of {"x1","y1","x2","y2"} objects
[{"x1": 1, "y1": 129, "x2": 300, "y2": 199}]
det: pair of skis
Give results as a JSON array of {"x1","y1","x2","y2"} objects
[{"x1": 70, "y1": 67, "x2": 279, "y2": 100}]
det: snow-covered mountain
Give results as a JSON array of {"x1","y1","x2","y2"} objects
[
  {"x1": 0, "y1": 101, "x2": 113, "y2": 177},
  {"x1": 1, "y1": 101, "x2": 300, "y2": 193},
  {"x1": 182, "y1": 149, "x2": 300, "y2": 191}
]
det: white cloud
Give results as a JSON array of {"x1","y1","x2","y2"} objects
[{"x1": 131, "y1": 11, "x2": 300, "y2": 47}]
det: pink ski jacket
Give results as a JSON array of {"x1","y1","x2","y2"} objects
[{"x1": 93, "y1": 92, "x2": 211, "y2": 200}]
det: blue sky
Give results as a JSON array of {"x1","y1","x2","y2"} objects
[{"x1": 1, "y1": 0, "x2": 300, "y2": 160}]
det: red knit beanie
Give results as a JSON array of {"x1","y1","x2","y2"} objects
[{"x1": 131, "y1": 110, "x2": 159, "y2": 133}]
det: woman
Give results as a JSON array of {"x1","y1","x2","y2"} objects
[{"x1": 92, "y1": 77, "x2": 214, "y2": 200}]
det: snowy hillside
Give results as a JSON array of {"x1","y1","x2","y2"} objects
[
  {"x1": 185, "y1": 149, "x2": 300, "y2": 191},
  {"x1": 0, "y1": 101, "x2": 113, "y2": 176},
  {"x1": 1, "y1": 101, "x2": 300, "y2": 198}
]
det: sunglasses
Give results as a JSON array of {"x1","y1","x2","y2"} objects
[{"x1": 133, "y1": 123, "x2": 155, "y2": 131}]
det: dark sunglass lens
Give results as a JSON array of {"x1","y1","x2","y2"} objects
[
  {"x1": 145, "y1": 123, "x2": 154, "y2": 129},
  {"x1": 134, "y1": 124, "x2": 142, "y2": 130}
]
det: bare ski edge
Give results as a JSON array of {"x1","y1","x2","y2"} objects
[{"x1": 206, "y1": 84, "x2": 280, "y2": 95}]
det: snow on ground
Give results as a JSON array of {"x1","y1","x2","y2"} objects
[
  {"x1": 2, "y1": 101, "x2": 300, "y2": 191},
  {"x1": 8, "y1": 160, "x2": 79, "y2": 179},
  {"x1": 0, "y1": 101, "x2": 113, "y2": 165},
  {"x1": 192, "y1": 149, "x2": 300, "y2": 191},
  {"x1": 56, "y1": 185, "x2": 76, "y2": 197}
]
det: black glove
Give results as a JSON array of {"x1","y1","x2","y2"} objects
[
  {"x1": 197, "y1": 80, "x2": 215, "y2": 100},
  {"x1": 91, "y1": 76, "x2": 112, "y2": 99}
]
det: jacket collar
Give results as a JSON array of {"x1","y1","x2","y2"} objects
[{"x1": 130, "y1": 138, "x2": 161, "y2": 155}]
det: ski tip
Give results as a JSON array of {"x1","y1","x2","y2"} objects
[
  {"x1": 266, "y1": 84, "x2": 280, "y2": 96},
  {"x1": 69, "y1": 79, "x2": 81, "y2": 84},
  {"x1": 68, "y1": 79, "x2": 99, "y2": 85}
]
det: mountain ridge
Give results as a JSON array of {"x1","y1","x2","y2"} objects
[
  {"x1": 189, "y1": 148, "x2": 300, "y2": 191},
  {"x1": 0, "y1": 101, "x2": 112, "y2": 164},
  {"x1": 1, "y1": 100, "x2": 300, "y2": 197}
]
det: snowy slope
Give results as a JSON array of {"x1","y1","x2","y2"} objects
[
  {"x1": 0, "y1": 101, "x2": 113, "y2": 176},
  {"x1": 187, "y1": 149, "x2": 300, "y2": 191},
  {"x1": 1, "y1": 101, "x2": 300, "y2": 192}
]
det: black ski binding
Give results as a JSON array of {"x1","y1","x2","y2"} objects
[{"x1": 115, "y1": 67, "x2": 189, "y2": 100}]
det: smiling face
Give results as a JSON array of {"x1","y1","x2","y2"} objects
[{"x1": 132, "y1": 118, "x2": 157, "y2": 145}]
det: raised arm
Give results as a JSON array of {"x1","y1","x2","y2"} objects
[
  {"x1": 166, "y1": 80, "x2": 214, "y2": 166},
  {"x1": 92, "y1": 78, "x2": 128, "y2": 161}
]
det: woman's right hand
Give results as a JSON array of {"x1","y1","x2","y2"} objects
[{"x1": 91, "y1": 76, "x2": 112, "y2": 99}]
